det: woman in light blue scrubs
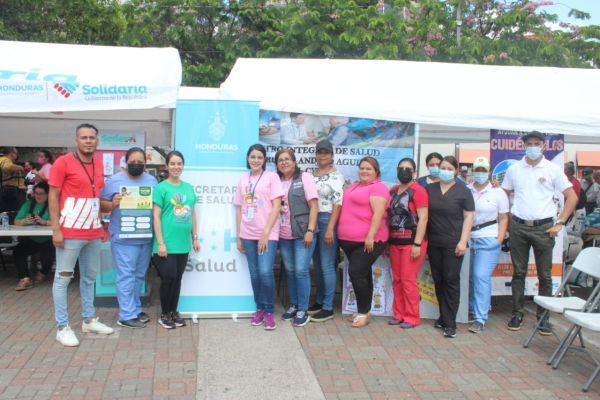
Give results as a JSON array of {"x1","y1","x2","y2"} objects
[{"x1": 100, "y1": 147, "x2": 158, "y2": 329}]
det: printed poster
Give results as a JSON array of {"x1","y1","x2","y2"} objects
[
  {"x1": 489, "y1": 129, "x2": 564, "y2": 295},
  {"x1": 259, "y1": 110, "x2": 415, "y2": 186},
  {"x1": 118, "y1": 186, "x2": 153, "y2": 238}
]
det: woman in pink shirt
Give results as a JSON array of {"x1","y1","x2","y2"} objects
[
  {"x1": 276, "y1": 149, "x2": 319, "y2": 327},
  {"x1": 32, "y1": 149, "x2": 54, "y2": 184},
  {"x1": 338, "y1": 157, "x2": 390, "y2": 328},
  {"x1": 234, "y1": 144, "x2": 283, "y2": 331}
]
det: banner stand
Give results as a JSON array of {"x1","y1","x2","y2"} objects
[{"x1": 175, "y1": 100, "x2": 260, "y2": 319}]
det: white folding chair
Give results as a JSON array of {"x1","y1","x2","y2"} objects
[
  {"x1": 523, "y1": 247, "x2": 600, "y2": 366},
  {"x1": 554, "y1": 309, "x2": 600, "y2": 392}
]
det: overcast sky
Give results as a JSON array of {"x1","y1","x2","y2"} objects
[{"x1": 536, "y1": 1, "x2": 599, "y2": 26}]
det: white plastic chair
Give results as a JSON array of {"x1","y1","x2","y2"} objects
[
  {"x1": 554, "y1": 309, "x2": 600, "y2": 392},
  {"x1": 523, "y1": 247, "x2": 600, "y2": 366}
]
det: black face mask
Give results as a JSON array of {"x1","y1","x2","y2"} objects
[
  {"x1": 127, "y1": 163, "x2": 144, "y2": 177},
  {"x1": 397, "y1": 170, "x2": 413, "y2": 184}
]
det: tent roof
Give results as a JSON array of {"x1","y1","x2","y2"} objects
[
  {"x1": 219, "y1": 58, "x2": 600, "y2": 138},
  {"x1": 0, "y1": 40, "x2": 181, "y2": 113}
]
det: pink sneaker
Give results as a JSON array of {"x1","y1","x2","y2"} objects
[
  {"x1": 263, "y1": 313, "x2": 276, "y2": 330},
  {"x1": 251, "y1": 309, "x2": 265, "y2": 326}
]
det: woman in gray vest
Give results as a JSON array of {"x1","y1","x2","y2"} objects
[{"x1": 276, "y1": 149, "x2": 319, "y2": 327}]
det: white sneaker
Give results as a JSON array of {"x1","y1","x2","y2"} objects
[
  {"x1": 82, "y1": 317, "x2": 114, "y2": 334},
  {"x1": 56, "y1": 326, "x2": 80, "y2": 347}
]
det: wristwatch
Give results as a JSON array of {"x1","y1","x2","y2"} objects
[
  {"x1": 307, "y1": 229, "x2": 314, "y2": 233},
  {"x1": 555, "y1": 219, "x2": 565, "y2": 226}
]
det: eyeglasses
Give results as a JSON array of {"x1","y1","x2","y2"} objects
[
  {"x1": 397, "y1": 168, "x2": 413, "y2": 172},
  {"x1": 34, "y1": 192, "x2": 47, "y2": 196},
  {"x1": 277, "y1": 158, "x2": 293, "y2": 163}
]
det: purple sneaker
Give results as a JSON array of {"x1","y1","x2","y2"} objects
[
  {"x1": 251, "y1": 309, "x2": 265, "y2": 326},
  {"x1": 263, "y1": 313, "x2": 276, "y2": 330}
]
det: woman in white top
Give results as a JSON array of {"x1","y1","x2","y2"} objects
[
  {"x1": 467, "y1": 156, "x2": 509, "y2": 334},
  {"x1": 307, "y1": 140, "x2": 344, "y2": 322}
]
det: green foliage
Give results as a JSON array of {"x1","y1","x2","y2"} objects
[
  {"x1": 1, "y1": 0, "x2": 598, "y2": 86},
  {"x1": 0, "y1": 0, "x2": 125, "y2": 44}
]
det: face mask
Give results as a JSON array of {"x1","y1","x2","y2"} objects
[
  {"x1": 24, "y1": 167, "x2": 31, "y2": 173},
  {"x1": 428, "y1": 167, "x2": 439, "y2": 178},
  {"x1": 525, "y1": 146, "x2": 542, "y2": 160},
  {"x1": 438, "y1": 170, "x2": 455, "y2": 183},
  {"x1": 397, "y1": 170, "x2": 413, "y2": 184},
  {"x1": 37, "y1": 157, "x2": 46, "y2": 166},
  {"x1": 127, "y1": 163, "x2": 144, "y2": 177},
  {"x1": 473, "y1": 172, "x2": 489, "y2": 185}
]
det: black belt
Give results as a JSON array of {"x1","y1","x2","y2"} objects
[
  {"x1": 512, "y1": 216, "x2": 554, "y2": 227},
  {"x1": 472, "y1": 220, "x2": 498, "y2": 231}
]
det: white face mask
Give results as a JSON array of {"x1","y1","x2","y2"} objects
[
  {"x1": 438, "y1": 170, "x2": 455, "y2": 183},
  {"x1": 473, "y1": 172, "x2": 488, "y2": 185},
  {"x1": 525, "y1": 146, "x2": 542, "y2": 160}
]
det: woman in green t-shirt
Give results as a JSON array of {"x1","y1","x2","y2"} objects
[
  {"x1": 153, "y1": 151, "x2": 200, "y2": 329},
  {"x1": 13, "y1": 182, "x2": 54, "y2": 291}
]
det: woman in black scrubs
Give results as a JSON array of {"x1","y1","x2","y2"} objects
[{"x1": 425, "y1": 155, "x2": 475, "y2": 338}]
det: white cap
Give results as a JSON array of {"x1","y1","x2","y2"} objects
[
  {"x1": 460, "y1": 165, "x2": 468, "y2": 171},
  {"x1": 473, "y1": 157, "x2": 491, "y2": 171}
]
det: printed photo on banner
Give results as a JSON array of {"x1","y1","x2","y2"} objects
[{"x1": 259, "y1": 109, "x2": 415, "y2": 149}]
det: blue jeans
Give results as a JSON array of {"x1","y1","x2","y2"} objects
[
  {"x1": 311, "y1": 212, "x2": 338, "y2": 311},
  {"x1": 469, "y1": 237, "x2": 502, "y2": 324},
  {"x1": 53, "y1": 239, "x2": 101, "y2": 329},
  {"x1": 279, "y1": 237, "x2": 317, "y2": 311},
  {"x1": 241, "y1": 239, "x2": 278, "y2": 314},
  {"x1": 111, "y1": 238, "x2": 152, "y2": 321}
]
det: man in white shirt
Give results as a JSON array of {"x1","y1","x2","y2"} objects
[
  {"x1": 580, "y1": 167, "x2": 599, "y2": 215},
  {"x1": 501, "y1": 131, "x2": 577, "y2": 336}
]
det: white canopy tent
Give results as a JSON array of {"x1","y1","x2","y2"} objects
[
  {"x1": 0, "y1": 87, "x2": 219, "y2": 147},
  {"x1": 218, "y1": 58, "x2": 600, "y2": 144},
  {"x1": 0, "y1": 40, "x2": 190, "y2": 146}
]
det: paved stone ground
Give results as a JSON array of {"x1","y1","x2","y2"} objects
[
  {"x1": 1, "y1": 248, "x2": 600, "y2": 399},
  {"x1": 302, "y1": 291, "x2": 600, "y2": 399},
  {"x1": 0, "y1": 266, "x2": 198, "y2": 400}
]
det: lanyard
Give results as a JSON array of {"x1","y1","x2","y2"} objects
[
  {"x1": 474, "y1": 192, "x2": 485, "y2": 203},
  {"x1": 281, "y1": 179, "x2": 292, "y2": 201},
  {"x1": 74, "y1": 152, "x2": 96, "y2": 198},
  {"x1": 473, "y1": 183, "x2": 490, "y2": 203},
  {"x1": 248, "y1": 171, "x2": 264, "y2": 204}
]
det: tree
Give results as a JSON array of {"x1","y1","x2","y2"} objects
[
  {"x1": 1, "y1": 0, "x2": 598, "y2": 87},
  {"x1": 120, "y1": 0, "x2": 240, "y2": 87},
  {"x1": 437, "y1": 0, "x2": 600, "y2": 68},
  {"x1": 233, "y1": 0, "x2": 599, "y2": 68},
  {"x1": 0, "y1": 0, "x2": 125, "y2": 45}
]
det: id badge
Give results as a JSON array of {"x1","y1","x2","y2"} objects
[
  {"x1": 91, "y1": 199, "x2": 100, "y2": 212},
  {"x1": 247, "y1": 206, "x2": 255, "y2": 220},
  {"x1": 280, "y1": 213, "x2": 287, "y2": 226}
]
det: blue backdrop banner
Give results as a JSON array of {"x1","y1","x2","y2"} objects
[{"x1": 175, "y1": 100, "x2": 259, "y2": 315}]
